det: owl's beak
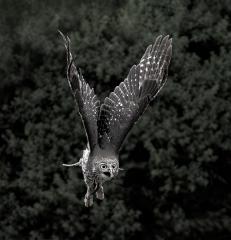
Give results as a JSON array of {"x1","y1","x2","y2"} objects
[{"x1": 109, "y1": 167, "x2": 116, "y2": 178}]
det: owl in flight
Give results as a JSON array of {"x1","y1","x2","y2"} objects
[{"x1": 59, "y1": 31, "x2": 172, "y2": 207}]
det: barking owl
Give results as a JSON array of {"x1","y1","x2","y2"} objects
[{"x1": 59, "y1": 31, "x2": 172, "y2": 207}]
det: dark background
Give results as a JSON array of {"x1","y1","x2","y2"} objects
[{"x1": 0, "y1": 0, "x2": 231, "y2": 239}]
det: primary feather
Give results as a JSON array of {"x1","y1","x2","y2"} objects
[{"x1": 59, "y1": 31, "x2": 100, "y2": 152}]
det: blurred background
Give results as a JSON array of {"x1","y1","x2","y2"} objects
[{"x1": 0, "y1": 0, "x2": 231, "y2": 239}]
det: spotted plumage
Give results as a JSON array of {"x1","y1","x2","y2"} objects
[{"x1": 59, "y1": 31, "x2": 172, "y2": 207}]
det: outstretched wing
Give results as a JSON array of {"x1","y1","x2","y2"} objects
[
  {"x1": 60, "y1": 31, "x2": 100, "y2": 151},
  {"x1": 98, "y1": 35, "x2": 172, "y2": 153}
]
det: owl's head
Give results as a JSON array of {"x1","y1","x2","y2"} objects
[{"x1": 96, "y1": 159, "x2": 119, "y2": 181}]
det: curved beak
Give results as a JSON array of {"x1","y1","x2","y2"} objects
[{"x1": 109, "y1": 168, "x2": 114, "y2": 177}]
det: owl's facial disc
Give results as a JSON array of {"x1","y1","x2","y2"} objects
[{"x1": 99, "y1": 161, "x2": 119, "y2": 180}]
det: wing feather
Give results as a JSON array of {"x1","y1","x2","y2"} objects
[
  {"x1": 60, "y1": 31, "x2": 100, "y2": 151},
  {"x1": 98, "y1": 35, "x2": 172, "y2": 152}
]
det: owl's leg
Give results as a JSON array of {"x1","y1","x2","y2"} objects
[
  {"x1": 96, "y1": 184, "x2": 104, "y2": 200},
  {"x1": 84, "y1": 185, "x2": 94, "y2": 207}
]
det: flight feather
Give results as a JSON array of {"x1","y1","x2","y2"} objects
[{"x1": 97, "y1": 35, "x2": 172, "y2": 152}]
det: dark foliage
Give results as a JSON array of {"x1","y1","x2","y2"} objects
[{"x1": 0, "y1": 0, "x2": 231, "y2": 239}]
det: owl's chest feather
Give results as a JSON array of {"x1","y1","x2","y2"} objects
[{"x1": 80, "y1": 148, "x2": 98, "y2": 184}]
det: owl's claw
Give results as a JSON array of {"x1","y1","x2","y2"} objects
[
  {"x1": 84, "y1": 194, "x2": 93, "y2": 207},
  {"x1": 96, "y1": 186, "x2": 104, "y2": 200}
]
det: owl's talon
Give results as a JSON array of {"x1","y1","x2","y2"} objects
[
  {"x1": 96, "y1": 186, "x2": 104, "y2": 200},
  {"x1": 96, "y1": 191, "x2": 104, "y2": 200},
  {"x1": 84, "y1": 195, "x2": 93, "y2": 207}
]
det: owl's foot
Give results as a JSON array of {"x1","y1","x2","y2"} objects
[
  {"x1": 84, "y1": 194, "x2": 93, "y2": 207},
  {"x1": 96, "y1": 186, "x2": 104, "y2": 200}
]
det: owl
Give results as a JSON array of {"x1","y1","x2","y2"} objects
[{"x1": 59, "y1": 31, "x2": 172, "y2": 207}]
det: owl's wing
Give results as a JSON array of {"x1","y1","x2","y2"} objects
[
  {"x1": 60, "y1": 31, "x2": 100, "y2": 151},
  {"x1": 98, "y1": 35, "x2": 172, "y2": 153}
]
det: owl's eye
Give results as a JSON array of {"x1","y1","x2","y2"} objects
[
  {"x1": 111, "y1": 164, "x2": 116, "y2": 169},
  {"x1": 100, "y1": 164, "x2": 107, "y2": 170}
]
